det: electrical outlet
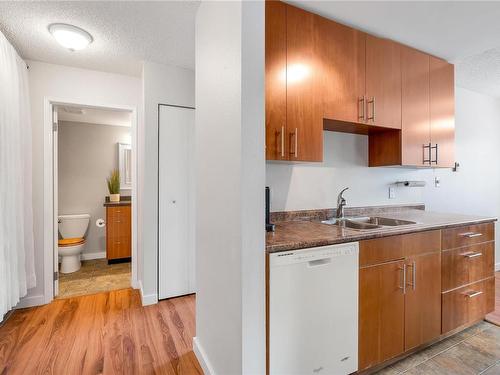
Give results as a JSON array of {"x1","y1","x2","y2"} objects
[
  {"x1": 434, "y1": 176, "x2": 440, "y2": 187},
  {"x1": 389, "y1": 186, "x2": 396, "y2": 199}
]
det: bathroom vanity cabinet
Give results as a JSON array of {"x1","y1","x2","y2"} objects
[{"x1": 105, "y1": 204, "x2": 131, "y2": 262}]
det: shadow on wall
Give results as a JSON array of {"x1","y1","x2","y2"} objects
[{"x1": 266, "y1": 131, "x2": 433, "y2": 212}]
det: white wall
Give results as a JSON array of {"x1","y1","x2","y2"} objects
[
  {"x1": 266, "y1": 87, "x2": 500, "y2": 265},
  {"x1": 195, "y1": 1, "x2": 266, "y2": 374},
  {"x1": 141, "y1": 61, "x2": 194, "y2": 304},
  {"x1": 58, "y1": 121, "x2": 131, "y2": 257},
  {"x1": 23, "y1": 60, "x2": 141, "y2": 305}
]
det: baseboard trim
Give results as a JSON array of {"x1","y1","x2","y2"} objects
[
  {"x1": 15, "y1": 294, "x2": 45, "y2": 309},
  {"x1": 139, "y1": 280, "x2": 157, "y2": 306},
  {"x1": 495, "y1": 262, "x2": 500, "y2": 272},
  {"x1": 193, "y1": 336, "x2": 215, "y2": 375},
  {"x1": 81, "y1": 251, "x2": 106, "y2": 261}
]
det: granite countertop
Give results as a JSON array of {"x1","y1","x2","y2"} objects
[
  {"x1": 103, "y1": 196, "x2": 132, "y2": 207},
  {"x1": 266, "y1": 208, "x2": 497, "y2": 253}
]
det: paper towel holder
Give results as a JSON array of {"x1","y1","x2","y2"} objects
[{"x1": 394, "y1": 181, "x2": 426, "y2": 187}]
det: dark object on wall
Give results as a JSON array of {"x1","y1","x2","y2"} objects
[{"x1": 266, "y1": 187, "x2": 275, "y2": 232}]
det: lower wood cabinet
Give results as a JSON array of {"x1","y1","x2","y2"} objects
[
  {"x1": 404, "y1": 252, "x2": 441, "y2": 350},
  {"x1": 359, "y1": 223, "x2": 495, "y2": 372},
  {"x1": 442, "y1": 277, "x2": 495, "y2": 333},
  {"x1": 359, "y1": 231, "x2": 442, "y2": 371},
  {"x1": 106, "y1": 205, "x2": 131, "y2": 261},
  {"x1": 359, "y1": 260, "x2": 405, "y2": 370}
]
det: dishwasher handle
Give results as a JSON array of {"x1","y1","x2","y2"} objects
[{"x1": 308, "y1": 258, "x2": 332, "y2": 267}]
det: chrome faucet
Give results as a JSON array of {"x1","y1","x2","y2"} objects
[{"x1": 336, "y1": 187, "x2": 349, "y2": 219}]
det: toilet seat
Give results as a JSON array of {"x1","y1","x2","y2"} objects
[{"x1": 58, "y1": 237, "x2": 85, "y2": 247}]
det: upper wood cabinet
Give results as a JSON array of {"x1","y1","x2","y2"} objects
[
  {"x1": 401, "y1": 46, "x2": 431, "y2": 166},
  {"x1": 317, "y1": 16, "x2": 365, "y2": 124},
  {"x1": 265, "y1": 2, "x2": 322, "y2": 162},
  {"x1": 265, "y1": 1, "x2": 455, "y2": 166},
  {"x1": 430, "y1": 56, "x2": 455, "y2": 168},
  {"x1": 365, "y1": 36, "x2": 402, "y2": 129},
  {"x1": 265, "y1": 1, "x2": 287, "y2": 161},
  {"x1": 286, "y1": 5, "x2": 323, "y2": 162}
]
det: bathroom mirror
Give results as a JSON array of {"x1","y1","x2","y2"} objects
[{"x1": 117, "y1": 142, "x2": 132, "y2": 190}]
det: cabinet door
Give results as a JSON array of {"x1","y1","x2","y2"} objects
[
  {"x1": 106, "y1": 206, "x2": 131, "y2": 260},
  {"x1": 365, "y1": 36, "x2": 401, "y2": 129},
  {"x1": 404, "y1": 252, "x2": 441, "y2": 351},
  {"x1": 430, "y1": 56, "x2": 455, "y2": 168},
  {"x1": 265, "y1": 0, "x2": 287, "y2": 160},
  {"x1": 401, "y1": 46, "x2": 430, "y2": 166},
  {"x1": 286, "y1": 5, "x2": 323, "y2": 162},
  {"x1": 318, "y1": 16, "x2": 365, "y2": 124},
  {"x1": 359, "y1": 260, "x2": 405, "y2": 371}
]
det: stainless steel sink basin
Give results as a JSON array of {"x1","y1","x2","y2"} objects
[
  {"x1": 321, "y1": 216, "x2": 417, "y2": 231},
  {"x1": 348, "y1": 216, "x2": 417, "y2": 226}
]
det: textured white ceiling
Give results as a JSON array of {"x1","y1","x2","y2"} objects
[
  {"x1": 292, "y1": 1, "x2": 500, "y2": 98},
  {"x1": 0, "y1": 1, "x2": 200, "y2": 77}
]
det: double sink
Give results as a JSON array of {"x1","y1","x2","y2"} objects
[{"x1": 321, "y1": 216, "x2": 417, "y2": 231}]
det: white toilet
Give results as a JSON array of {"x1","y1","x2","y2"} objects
[{"x1": 58, "y1": 213, "x2": 90, "y2": 273}]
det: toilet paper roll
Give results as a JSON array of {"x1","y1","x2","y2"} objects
[{"x1": 96, "y1": 218, "x2": 106, "y2": 228}]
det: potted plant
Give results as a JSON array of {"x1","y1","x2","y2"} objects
[{"x1": 107, "y1": 169, "x2": 121, "y2": 202}]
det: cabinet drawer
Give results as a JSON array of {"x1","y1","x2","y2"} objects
[
  {"x1": 442, "y1": 277, "x2": 495, "y2": 334},
  {"x1": 107, "y1": 236, "x2": 131, "y2": 259},
  {"x1": 107, "y1": 206, "x2": 130, "y2": 221},
  {"x1": 442, "y1": 242, "x2": 494, "y2": 292},
  {"x1": 360, "y1": 230, "x2": 440, "y2": 267},
  {"x1": 442, "y1": 223, "x2": 494, "y2": 250},
  {"x1": 360, "y1": 236, "x2": 403, "y2": 267}
]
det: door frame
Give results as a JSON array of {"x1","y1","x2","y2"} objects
[{"x1": 43, "y1": 97, "x2": 138, "y2": 303}]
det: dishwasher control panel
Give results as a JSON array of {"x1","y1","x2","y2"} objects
[{"x1": 270, "y1": 242, "x2": 359, "y2": 267}]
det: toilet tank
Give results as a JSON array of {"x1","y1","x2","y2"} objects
[{"x1": 58, "y1": 214, "x2": 90, "y2": 238}]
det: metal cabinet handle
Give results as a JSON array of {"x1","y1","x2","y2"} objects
[
  {"x1": 423, "y1": 143, "x2": 432, "y2": 165},
  {"x1": 431, "y1": 144, "x2": 438, "y2": 164},
  {"x1": 460, "y1": 232, "x2": 483, "y2": 238},
  {"x1": 358, "y1": 96, "x2": 365, "y2": 121},
  {"x1": 366, "y1": 97, "x2": 375, "y2": 121},
  {"x1": 398, "y1": 264, "x2": 407, "y2": 294},
  {"x1": 280, "y1": 126, "x2": 285, "y2": 158},
  {"x1": 407, "y1": 261, "x2": 416, "y2": 290},
  {"x1": 464, "y1": 291, "x2": 483, "y2": 298},
  {"x1": 461, "y1": 251, "x2": 483, "y2": 258},
  {"x1": 290, "y1": 128, "x2": 298, "y2": 158}
]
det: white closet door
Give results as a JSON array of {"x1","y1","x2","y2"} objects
[{"x1": 158, "y1": 105, "x2": 195, "y2": 300}]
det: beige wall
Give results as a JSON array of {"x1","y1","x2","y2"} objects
[{"x1": 58, "y1": 120, "x2": 131, "y2": 256}]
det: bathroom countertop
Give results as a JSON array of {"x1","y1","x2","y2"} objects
[
  {"x1": 266, "y1": 208, "x2": 497, "y2": 253},
  {"x1": 103, "y1": 196, "x2": 131, "y2": 207}
]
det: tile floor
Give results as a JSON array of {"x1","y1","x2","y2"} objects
[
  {"x1": 58, "y1": 259, "x2": 130, "y2": 299},
  {"x1": 376, "y1": 321, "x2": 500, "y2": 374}
]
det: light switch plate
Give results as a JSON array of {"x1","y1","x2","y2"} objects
[
  {"x1": 434, "y1": 177, "x2": 440, "y2": 187},
  {"x1": 389, "y1": 186, "x2": 395, "y2": 199}
]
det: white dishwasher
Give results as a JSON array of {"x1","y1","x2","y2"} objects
[{"x1": 269, "y1": 242, "x2": 359, "y2": 375}]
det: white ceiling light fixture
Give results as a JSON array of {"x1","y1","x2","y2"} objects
[{"x1": 48, "y1": 23, "x2": 93, "y2": 51}]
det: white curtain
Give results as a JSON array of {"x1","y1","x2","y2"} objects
[{"x1": 0, "y1": 30, "x2": 36, "y2": 320}]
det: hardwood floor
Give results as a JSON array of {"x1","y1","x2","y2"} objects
[
  {"x1": 485, "y1": 271, "x2": 500, "y2": 326},
  {"x1": 0, "y1": 289, "x2": 202, "y2": 375}
]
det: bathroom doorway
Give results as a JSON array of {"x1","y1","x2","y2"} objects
[{"x1": 44, "y1": 100, "x2": 138, "y2": 302}]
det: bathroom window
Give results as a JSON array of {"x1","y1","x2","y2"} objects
[{"x1": 118, "y1": 142, "x2": 132, "y2": 190}]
